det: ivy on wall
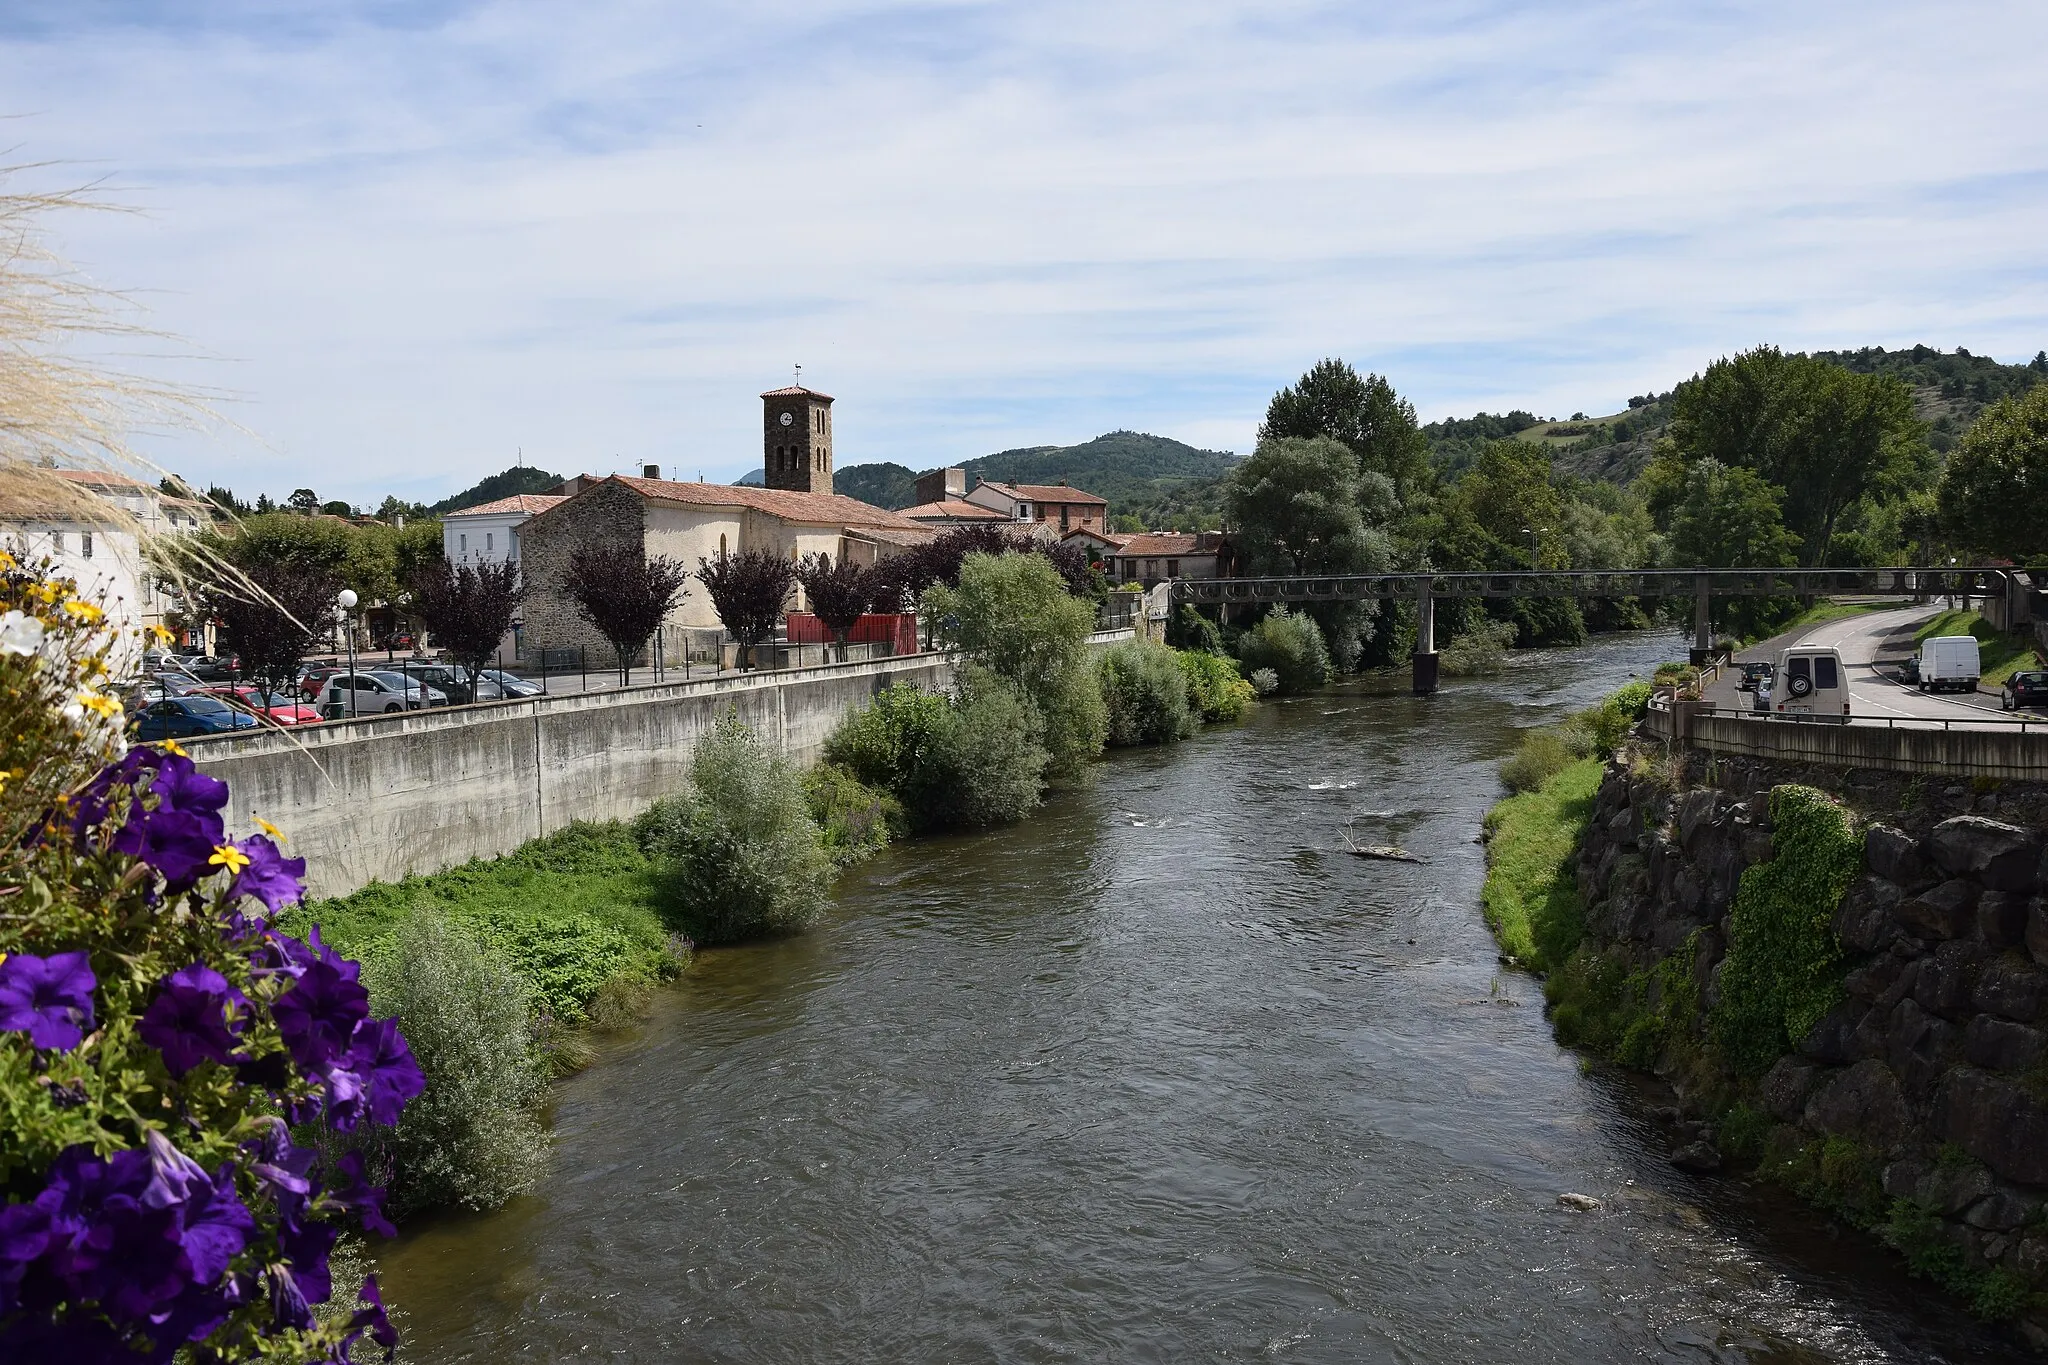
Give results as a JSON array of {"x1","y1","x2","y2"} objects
[{"x1": 1710, "y1": 785, "x2": 1862, "y2": 1074}]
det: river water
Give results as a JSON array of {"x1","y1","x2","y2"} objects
[{"x1": 377, "y1": 633, "x2": 2018, "y2": 1363}]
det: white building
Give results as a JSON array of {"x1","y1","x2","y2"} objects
[{"x1": 440, "y1": 493, "x2": 567, "y2": 567}]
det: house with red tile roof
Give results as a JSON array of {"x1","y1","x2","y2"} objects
[
  {"x1": 1103, "y1": 531, "x2": 1236, "y2": 587},
  {"x1": 959, "y1": 476, "x2": 1108, "y2": 534},
  {"x1": 440, "y1": 493, "x2": 569, "y2": 567}
]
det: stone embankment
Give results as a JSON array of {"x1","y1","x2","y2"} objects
[{"x1": 1574, "y1": 753, "x2": 2048, "y2": 1337}]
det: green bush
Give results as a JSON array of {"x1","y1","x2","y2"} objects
[
  {"x1": 635, "y1": 716, "x2": 833, "y2": 944},
  {"x1": 1499, "y1": 729, "x2": 1575, "y2": 793},
  {"x1": 1234, "y1": 607, "x2": 1331, "y2": 694},
  {"x1": 1099, "y1": 641, "x2": 1196, "y2": 746},
  {"x1": 822, "y1": 677, "x2": 1048, "y2": 830},
  {"x1": 288, "y1": 821, "x2": 679, "y2": 1026},
  {"x1": 1247, "y1": 667, "x2": 1280, "y2": 696},
  {"x1": 335, "y1": 911, "x2": 551, "y2": 1219},
  {"x1": 1440, "y1": 618, "x2": 1517, "y2": 677},
  {"x1": 1165, "y1": 604, "x2": 1223, "y2": 653},
  {"x1": 803, "y1": 762, "x2": 905, "y2": 866},
  {"x1": 1177, "y1": 648, "x2": 1255, "y2": 722},
  {"x1": 1710, "y1": 785, "x2": 1861, "y2": 1074}
]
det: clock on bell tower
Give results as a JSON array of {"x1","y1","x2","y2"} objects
[{"x1": 760, "y1": 383, "x2": 835, "y2": 495}]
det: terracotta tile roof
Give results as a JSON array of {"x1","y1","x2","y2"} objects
[
  {"x1": 844, "y1": 525, "x2": 938, "y2": 547},
  {"x1": 598, "y1": 474, "x2": 923, "y2": 530},
  {"x1": 48, "y1": 467, "x2": 151, "y2": 489},
  {"x1": 901, "y1": 499, "x2": 1009, "y2": 521},
  {"x1": 759, "y1": 385, "x2": 835, "y2": 401},
  {"x1": 977, "y1": 479, "x2": 1108, "y2": 506},
  {"x1": 1117, "y1": 532, "x2": 1208, "y2": 556},
  {"x1": 1064, "y1": 528, "x2": 1134, "y2": 549},
  {"x1": 444, "y1": 493, "x2": 569, "y2": 518}
]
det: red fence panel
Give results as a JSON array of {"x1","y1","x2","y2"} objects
[{"x1": 784, "y1": 613, "x2": 918, "y2": 654}]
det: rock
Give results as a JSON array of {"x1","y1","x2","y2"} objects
[
  {"x1": 1834, "y1": 876, "x2": 1904, "y2": 953},
  {"x1": 1802, "y1": 1058, "x2": 1912, "y2": 1149},
  {"x1": 1757, "y1": 1057, "x2": 1818, "y2": 1122},
  {"x1": 1678, "y1": 789, "x2": 1719, "y2": 853},
  {"x1": 1843, "y1": 953, "x2": 1906, "y2": 1006},
  {"x1": 1897, "y1": 879, "x2": 1981, "y2": 941},
  {"x1": 1978, "y1": 891, "x2": 2033, "y2": 950},
  {"x1": 1929, "y1": 816, "x2": 2043, "y2": 893},
  {"x1": 1886, "y1": 999, "x2": 1956, "y2": 1095},
  {"x1": 1866, "y1": 824, "x2": 1929, "y2": 887},
  {"x1": 1975, "y1": 956, "x2": 2048, "y2": 1023},
  {"x1": 1935, "y1": 1067, "x2": 2048, "y2": 1185},
  {"x1": 1671, "y1": 1141, "x2": 1723, "y2": 1173},
  {"x1": 1917, "y1": 1159, "x2": 1996, "y2": 1217},
  {"x1": 1607, "y1": 809, "x2": 1636, "y2": 849},
  {"x1": 1964, "y1": 1188, "x2": 2036, "y2": 1232},
  {"x1": 1977, "y1": 795, "x2": 2001, "y2": 815},
  {"x1": 2016, "y1": 1235, "x2": 2048, "y2": 1278},
  {"x1": 1915, "y1": 941, "x2": 1991, "y2": 1020},
  {"x1": 1797, "y1": 1002, "x2": 1863, "y2": 1064},
  {"x1": 2029, "y1": 897, "x2": 2048, "y2": 969},
  {"x1": 1556, "y1": 1192, "x2": 1601, "y2": 1211},
  {"x1": 1882, "y1": 1157, "x2": 1930, "y2": 1199},
  {"x1": 1962, "y1": 1016, "x2": 2046, "y2": 1073}
]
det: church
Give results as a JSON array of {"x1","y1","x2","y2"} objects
[{"x1": 515, "y1": 385, "x2": 932, "y2": 661}]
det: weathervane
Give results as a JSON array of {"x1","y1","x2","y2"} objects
[{"x1": 794, "y1": 363, "x2": 802, "y2": 388}]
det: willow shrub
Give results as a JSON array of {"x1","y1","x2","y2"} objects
[
  {"x1": 1234, "y1": 607, "x2": 1331, "y2": 694},
  {"x1": 331, "y1": 911, "x2": 550, "y2": 1220},
  {"x1": 1710, "y1": 785, "x2": 1862, "y2": 1074},
  {"x1": 822, "y1": 677, "x2": 1048, "y2": 830},
  {"x1": 636, "y1": 716, "x2": 833, "y2": 944},
  {"x1": 1098, "y1": 641, "x2": 1195, "y2": 747},
  {"x1": 0, "y1": 552, "x2": 413, "y2": 1358},
  {"x1": 803, "y1": 763, "x2": 905, "y2": 867},
  {"x1": 1176, "y1": 649, "x2": 1255, "y2": 723}
]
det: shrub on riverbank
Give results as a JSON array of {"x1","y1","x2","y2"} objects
[
  {"x1": 823, "y1": 677, "x2": 1050, "y2": 830},
  {"x1": 1178, "y1": 649, "x2": 1255, "y2": 722},
  {"x1": 1440, "y1": 618, "x2": 1517, "y2": 677},
  {"x1": 1479, "y1": 755, "x2": 1602, "y2": 969},
  {"x1": 803, "y1": 762, "x2": 905, "y2": 866},
  {"x1": 288, "y1": 821, "x2": 682, "y2": 1027},
  {"x1": 1099, "y1": 641, "x2": 1196, "y2": 746},
  {"x1": 1234, "y1": 607, "x2": 1331, "y2": 694},
  {"x1": 333, "y1": 911, "x2": 551, "y2": 1218},
  {"x1": 636, "y1": 716, "x2": 833, "y2": 944}
]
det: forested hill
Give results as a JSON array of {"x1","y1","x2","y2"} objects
[
  {"x1": 429, "y1": 464, "x2": 566, "y2": 515},
  {"x1": 1425, "y1": 344, "x2": 2047, "y2": 485},
  {"x1": 831, "y1": 431, "x2": 1239, "y2": 527}
]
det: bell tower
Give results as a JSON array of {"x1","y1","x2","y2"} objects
[{"x1": 761, "y1": 383, "x2": 835, "y2": 495}]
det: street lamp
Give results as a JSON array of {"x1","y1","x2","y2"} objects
[
  {"x1": 1522, "y1": 526, "x2": 1543, "y2": 568},
  {"x1": 337, "y1": 589, "x2": 359, "y2": 718}
]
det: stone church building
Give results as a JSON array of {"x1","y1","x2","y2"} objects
[{"x1": 518, "y1": 385, "x2": 931, "y2": 662}]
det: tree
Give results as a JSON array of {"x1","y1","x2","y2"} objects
[
  {"x1": 694, "y1": 548, "x2": 797, "y2": 665},
  {"x1": 1938, "y1": 384, "x2": 2048, "y2": 563},
  {"x1": 409, "y1": 559, "x2": 524, "y2": 692},
  {"x1": 794, "y1": 553, "x2": 872, "y2": 650},
  {"x1": 1259, "y1": 359, "x2": 1432, "y2": 501},
  {"x1": 1665, "y1": 459, "x2": 1802, "y2": 636},
  {"x1": 287, "y1": 488, "x2": 319, "y2": 514},
  {"x1": 564, "y1": 540, "x2": 691, "y2": 678},
  {"x1": 195, "y1": 558, "x2": 341, "y2": 707}
]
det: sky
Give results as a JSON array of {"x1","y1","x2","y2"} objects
[{"x1": 4, "y1": 0, "x2": 2046, "y2": 506}]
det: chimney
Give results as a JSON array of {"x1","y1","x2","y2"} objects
[{"x1": 643, "y1": 463, "x2": 661, "y2": 479}]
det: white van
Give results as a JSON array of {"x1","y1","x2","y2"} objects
[
  {"x1": 1776, "y1": 645, "x2": 1850, "y2": 721},
  {"x1": 1917, "y1": 635, "x2": 1981, "y2": 694}
]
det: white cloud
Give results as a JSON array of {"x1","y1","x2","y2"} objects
[{"x1": 4, "y1": 0, "x2": 2044, "y2": 503}]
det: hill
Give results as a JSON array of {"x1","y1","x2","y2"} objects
[{"x1": 430, "y1": 464, "x2": 566, "y2": 515}]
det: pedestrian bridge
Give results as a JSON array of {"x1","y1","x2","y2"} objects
[{"x1": 1171, "y1": 566, "x2": 2022, "y2": 692}]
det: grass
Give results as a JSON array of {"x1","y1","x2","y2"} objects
[
  {"x1": 1912, "y1": 608, "x2": 2043, "y2": 686},
  {"x1": 280, "y1": 821, "x2": 684, "y2": 1027},
  {"x1": 1480, "y1": 756, "x2": 1602, "y2": 969}
]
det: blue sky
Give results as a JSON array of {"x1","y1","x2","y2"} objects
[{"x1": 6, "y1": 0, "x2": 2046, "y2": 505}]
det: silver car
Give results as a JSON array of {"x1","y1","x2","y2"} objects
[{"x1": 320, "y1": 670, "x2": 448, "y2": 718}]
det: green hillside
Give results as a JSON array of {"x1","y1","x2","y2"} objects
[
  {"x1": 430, "y1": 464, "x2": 566, "y2": 515},
  {"x1": 832, "y1": 462, "x2": 917, "y2": 508}
]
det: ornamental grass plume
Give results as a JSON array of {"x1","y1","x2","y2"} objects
[{"x1": 0, "y1": 555, "x2": 423, "y2": 1360}]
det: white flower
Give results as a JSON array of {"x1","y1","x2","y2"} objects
[
  {"x1": 59, "y1": 699, "x2": 84, "y2": 725},
  {"x1": 0, "y1": 610, "x2": 43, "y2": 657}
]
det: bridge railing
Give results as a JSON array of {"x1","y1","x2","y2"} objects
[{"x1": 1174, "y1": 566, "x2": 2013, "y2": 604}]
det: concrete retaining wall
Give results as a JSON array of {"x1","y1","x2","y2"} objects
[
  {"x1": 187, "y1": 653, "x2": 955, "y2": 899},
  {"x1": 1647, "y1": 706, "x2": 2048, "y2": 781}
]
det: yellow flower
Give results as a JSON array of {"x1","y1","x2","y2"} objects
[
  {"x1": 254, "y1": 816, "x2": 287, "y2": 843},
  {"x1": 158, "y1": 739, "x2": 189, "y2": 757},
  {"x1": 61, "y1": 600, "x2": 103, "y2": 624},
  {"x1": 147, "y1": 623, "x2": 174, "y2": 643},
  {"x1": 209, "y1": 844, "x2": 251, "y2": 875},
  {"x1": 77, "y1": 691, "x2": 122, "y2": 720},
  {"x1": 0, "y1": 550, "x2": 13, "y2": 570}
]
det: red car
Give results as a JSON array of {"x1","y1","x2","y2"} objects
[{"x1": 198, "y1": 685, "x2": 322, "y2": 727}]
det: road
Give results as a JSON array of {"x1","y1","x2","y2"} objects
[{"x1": 1704, "y1": 603, "x2": 2021, "y2": 727}]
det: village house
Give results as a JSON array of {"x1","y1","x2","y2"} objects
[
  {"x1": 958, "y1": 476, "x2": 1108, "y2": 533},
  {"x1": 1103, "y1": 530, "x2": 1235, "y2": 586},
  {"x1": 517, "y1": 386, "x2": 932, "y2": 663},
  {"x1": 441, "y1": 493, "x2": 568, "y2": 567}
]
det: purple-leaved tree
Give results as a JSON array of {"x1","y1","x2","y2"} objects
[
  {"x1": 563, "y1": 541, "x2": 691, "y2": 682},
  {"x1": 695, "y1": 548, "x2": 797, "y2": 668}
]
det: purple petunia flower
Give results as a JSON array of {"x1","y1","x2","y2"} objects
[
  {"x1": 0, "y1": 950, "x2": 96, "y2": 1051},
  {"x1": 227, "y1": 835, "x2": 307, "y2": 913},
  {"x1": 326, "y1": 1151, "x2": 396, "y2": 1239},
  {"x1": 271, "y1": 956, "x2": 369, "y2": 1073},
  {"x1": 148, "y1": 751, "x2": 229, "y2": 822},
  {"x1": 97, "y1": 751, "x2": 230, "y2": 888},
  {"x1": 138, "y1": 963, "x2": 246, "y2": 1077},
  {"x1": 246, "y1": 1118, "x2": 316, "y2": 1200},
  {"x1": 0, "y1": 1198, "x2": 59, "y2": 1313},
  {"x1": 341, "y1": 1272, "x2": 399, "y2": 1361},
  {"x1": 322, "y1": 1017, "x2": 425, "y2": 1133},
  {"x1": 112, "y1": 805, "x2": 220, "y2": 888}
]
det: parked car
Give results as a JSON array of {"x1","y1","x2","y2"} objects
[
  {"x1": 2001, "y1": 670, "x2": 2048, "y2": 711},
  {"x1": 175, "y1": 654, "x2": 241, "y2": 682},
  {"x1": 1775, "y1": 645, "x2": 1850, "y2": 721},
  {"x1": 1737, "y1": 661, "x2": 1773, "y2": 692},
  {"x1": 197, "y1": 684, "x2": 322, "y2": 726},
  {"x1": 1898, "y1": 655, "x2": 1920, "y2": 686},
  {"x1": 131, "y1": 695, "x2": 260, "y2": 740},
  {"x1": 477, "y1": 668, "x2": 544, "y2": 699},
  {"x1": 393, "y1": 663, "x2": 484, "y2": 705},
  {"x1": 319, "y1": 671, "x2": 447, "y2": 718},
  {"x1": 297, "y1": 664, "x2": 347, "y2": 700},
  {"x1": 1917, "y1": 635, "x2": 1981, "y2": 694}
]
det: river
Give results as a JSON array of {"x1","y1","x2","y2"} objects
[{"x1": 376, "y1": 632, "x2": 2018, "y2": 1363}]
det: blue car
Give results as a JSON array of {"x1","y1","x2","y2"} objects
[{"x1": 132, "y1": 695, "x2": 260, "y2": 741}]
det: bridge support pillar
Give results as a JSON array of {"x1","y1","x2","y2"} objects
[
  {"x1": 1412, "y1": 581, "x2": 1438, "y2": 694},
  {"x1": 1690, "y1": 575, "x2": 1712, "y2": 666}
]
